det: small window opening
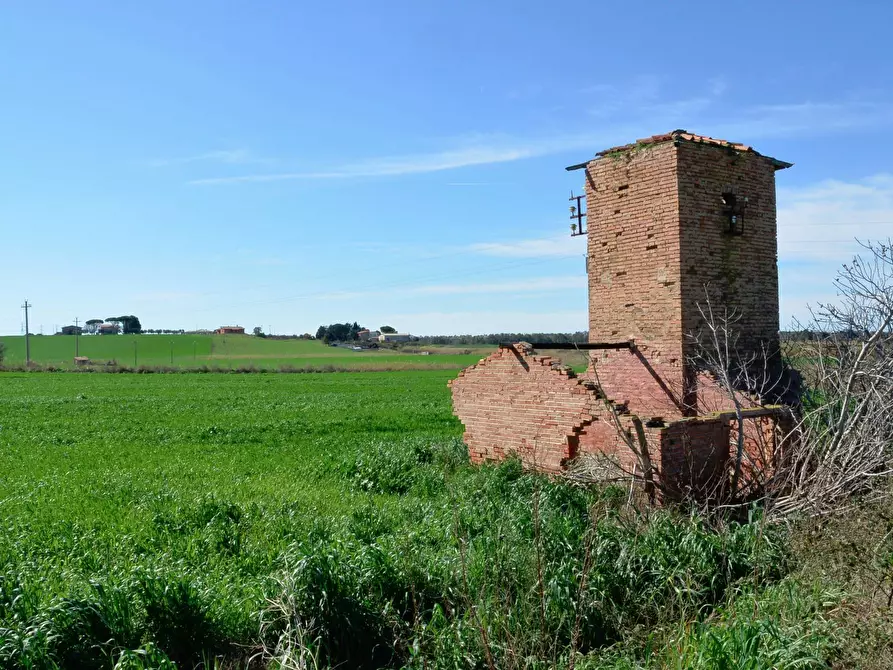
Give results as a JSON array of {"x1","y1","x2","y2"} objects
[{"x1": 722, "y1": 189, "x2": 747, "y2": 236}]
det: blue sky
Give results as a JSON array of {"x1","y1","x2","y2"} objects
[{"x1": 2, "y1": 1, "x2": 892, "y2": 335}]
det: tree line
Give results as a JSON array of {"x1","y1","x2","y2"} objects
[
  {"x1": 314, "y1": 323, "x2": 399, "y2": 343},
  {"x1": 59, "y1": 316, "x2": 144, "y2": 335},
  {"x1": 413, "y1": 331, "x2": 589, "y2": 345}
]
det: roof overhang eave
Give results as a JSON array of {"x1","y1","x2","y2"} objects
[{"x1": 564, "y1": 160, "x2": 591, "y2": 172}]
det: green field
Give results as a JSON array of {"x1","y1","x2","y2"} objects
[
  {"x1": 0, "y1": 371, "x2": 885, "y2": 668},
  {"x1": 0, "y1": 334, "x2": 491, "y2": 371}
]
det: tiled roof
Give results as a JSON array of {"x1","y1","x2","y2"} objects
[{"x1": 566, "y1": 129, "x2": 792, "y2": 170}]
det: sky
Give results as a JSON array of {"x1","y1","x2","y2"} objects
[{"x1": 1, "y1": 1, "x2": 892, "y2": 336}]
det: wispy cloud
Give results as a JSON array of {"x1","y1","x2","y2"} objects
[
  {"x1": 312, "y1": 275, "x2": 585, "y2": 302},
  {"x1": 150, "y1": 149, "x2": 268, "y2": 167},
  {"x1": 778, "y1": 173, "x2": 893, "y2": 262},
  {"x1": 189, "y1": 138, "x2": 601, "y2": 185},
  {"x1": 586, "y1": 76, "x2": 893, "y2": 141},
  {"x1": 712, "y1": 101, "x2": 893, "y2": 140},
  {"x1": 190, "y1": 79, "x2": 893, "y2": 186},
  {"x1": 469, "y1": 235, "x2": 587, "y2": 258}
]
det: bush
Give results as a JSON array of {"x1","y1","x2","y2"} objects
[
  {"x1": 343, "y1": 438, "x2": 467, "y2": 495},
  {"x1": 44, "y1": 582, "x2": 141, "y2": 669},
  {"x1": 137, "y1": 572, "x2": 225, "y2": 666}
]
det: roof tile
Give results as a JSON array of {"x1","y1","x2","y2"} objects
[{"x1": 590, "y1": 129, "x2": 790, "y2": 169}]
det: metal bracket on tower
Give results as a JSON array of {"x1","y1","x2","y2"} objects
[{"x1": 569, "y1": 191, "x2": 587, "y2": 236}]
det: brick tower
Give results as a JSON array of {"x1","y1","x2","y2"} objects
[
  {"x1": 450, "y1": 131, "x2": 793, "y2": 494},
  {"x1": 577, "y1": 131, "x2": 791, "y2": 419}
]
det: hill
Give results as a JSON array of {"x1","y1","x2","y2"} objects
[{"x1": 0, "y1": 334, "x2": 490, "y2": 371}]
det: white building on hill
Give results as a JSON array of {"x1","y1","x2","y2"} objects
[{"x1": 378, "y1": 332, "x2": 412, "y2": 343}]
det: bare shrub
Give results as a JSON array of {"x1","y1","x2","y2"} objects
[
  {"x1": 770, "y1": 239, "x2": 893, "y2": 519},
  {"x1": 687, "y1": 239, "x2": 893, "y2": 518}
]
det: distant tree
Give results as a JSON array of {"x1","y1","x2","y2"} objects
[
  {"x1": 253, "y1": 326, "x2": 266, "y2": 338},
  {"x1": 316, "y1": 322, "x2": 359, "y2": 343},
  {"x1": 327, "y1": 323, "x2": 352, "y2": 342},
  {"x1": 85, "y1": 319, "x2": 103, "y2": 335},
  {"x1": 116, "y1": 315, "x2": 142, "y2": 334},
  {"x1": 380, "y1": 325, "x2": 397, "y2": 333}
]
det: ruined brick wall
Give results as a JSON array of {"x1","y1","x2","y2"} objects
[
  {"x1": 449, "y1": 344, "x2": 796, "y2": 501},
  {"x1": 584, "y1": 142, "x2": 689, "y2": 418},
  {"x1": 449, "y1": 346, "x2": 602, "y2": 472},
  {"x1": 450, "y1": 345, "x2": 678, "y2": 477},
  {"x1": 659, "y1": 418, "x2": 730, "y2": 498},
  {"x1": 576, "y1": 412, "x2": 667, "y2": 480}
]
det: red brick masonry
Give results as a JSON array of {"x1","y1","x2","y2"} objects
[
  {"x1": 449, "y1": 343, "x2": 791, "y2": 499},
  {"x1": 450, "y1": 131, "x2": 794, "y2": 498}
]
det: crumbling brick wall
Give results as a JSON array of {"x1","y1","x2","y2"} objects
[
  {"x1": 450, "y1": 343, "x2": 795, "y2": 500},
  {"x1": 449, "y1": 345, "x2": 601, "y2": 472},
  {"x1": 660, "y1": 418, "x2": 730, "y2": 498},
  {"x1": 450, "y1": 344, "x2": 669, "y2": 476}
]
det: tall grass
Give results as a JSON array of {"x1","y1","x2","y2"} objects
[{"x1": 0, "y1": 372, "x2": 846, "y2": 668}]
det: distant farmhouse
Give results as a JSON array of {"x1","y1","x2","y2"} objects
[
  {"x1": 98, "y1": 323, "x2": 120, "y2": 335},
  {"x1": 357, "y1": 329, "x2": 380, "y2": 341},
  {"x1": 378, "y1": 332, "x2": 412, "y2": 343},
  {"x1": 216, "y1": 326, "x2": 245, "y2": 335}
]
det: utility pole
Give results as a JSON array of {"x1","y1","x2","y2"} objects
[
  {"x1": 21, "y1": 300, "x2": 31, "y2": 366},
  {"x1": 134, "y1": 340, "x2": 137, "y2": 367},
  {"x1": 74, "y1": 317, "x2": 80, "y2": 357}
]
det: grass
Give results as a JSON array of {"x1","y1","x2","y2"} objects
[
  {"x1": 0, "y1": 371, "x2": 873, "y2": 668},
  {"x1": 0, "y1": 334, "x2": 490, "y2": 371}
]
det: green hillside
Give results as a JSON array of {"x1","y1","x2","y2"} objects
[{"x1": 0, "y1": 334, "x2": 489, "y2": 370}]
